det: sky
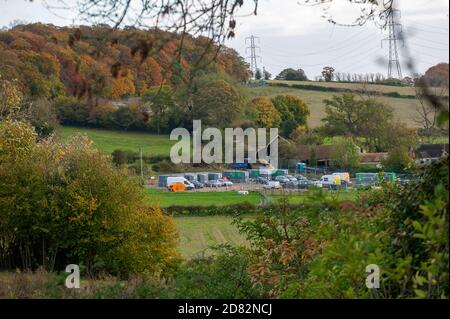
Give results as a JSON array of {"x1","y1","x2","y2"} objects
[{"x1": 0, "y1": 0, "x2": 448, "y2": 79}]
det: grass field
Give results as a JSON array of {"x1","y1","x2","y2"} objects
[
  {"x1": 269, "y1": 80, "x2": 419, "y2": 95},
  {"x1": 175, "y1": 216, "x2": 247, "y2": 259},
  {"x1": 250, "y1": 84, "x2": 423, "y2": 128},
  {"x1": 59, "y1": 126, "x2": 175, "y2": 156},
  {"x1": 268, "y1": 189, "x2": 362, "y2": 205},
  {"x1": 146, "y1": 188, "x2": 262, "y2": 207}
]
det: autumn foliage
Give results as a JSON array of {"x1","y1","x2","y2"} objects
[{"x1": 0, "y1": 23, "x2": 250, "y2": 101}]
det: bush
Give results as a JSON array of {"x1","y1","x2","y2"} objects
[
  {"x1": 54, "y1": 97, "x2": 90, "y2": 126},
  {"x1": 0, "y1": 121, "x2": 180, "y2": 278}
]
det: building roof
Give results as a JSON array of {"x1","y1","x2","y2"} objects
[
  {"x1": 360, "y1": 153, "x2": 389, "y2": 164},
  {"x1": 416, "y1": 144, "x2": 449, "y2": 159},
  {"x1": 296, "y1": 145, "x2": 334, "y2": 161}
]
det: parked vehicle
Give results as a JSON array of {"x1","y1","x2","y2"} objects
[
  {"x1": 284, "y1": 180, "x2": 299, "y2": 189},
  {"x1": 295, "y1": 174, "x2": 307, "y2": 181},
  {"x1": 332, "y1": 172, "x2": 351, "y2": 186},
  {"x1": 274, "y1": 176, "x2": 290, "y2": 184},
  {"x1": 310, "y1": 179, "x2": 323, "y2": 188},
  {"x1": 298, "y1": 180, "x2": 309, "y2": 190},
  {"x1": 320, "y1": 175, "x2": 341, "y2": 190},
  {"x1": 192, "y1": 180, "x2": 204, "y2": 189},
  {"x1": 286, "y1": 175, "x2": 297, "y2": 182},
  {"x1": 263, "y1": 181, "x2": 282, "y2": 189},
  {"x1": 205, "y1": 180, "x2": 222, "y2": 188},
  {"x1": 256, "y1": 176, "x2": 270, "y2": 184},
  {"x1": 167, "y1": 177, "x2": 195, "y2": 190},
  {"x1": 218, "y1": 179, "x2": 234, "y2": 187}
]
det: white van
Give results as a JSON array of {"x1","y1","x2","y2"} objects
[
  {"x1": 167, "y1": 177, "x2": 195, "y2": 190},
  {"x1": 332, "y1": 172, "x2": 351, "y2": 186},
  {"x1": 320, "y1": 175, "x2": 341, "y2": 189}
]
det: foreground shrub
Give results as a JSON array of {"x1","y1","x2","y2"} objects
[{"x1": 0, "y1": 120, "x2": 180, "y2": 278}]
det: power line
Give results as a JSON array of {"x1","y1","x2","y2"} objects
[
  {"x1": 263, "y1": 35, "x2": 379, "y2": 68},
  {"x1": 406, "y1": 26, "x2": 449, "y2": 35},
  {"x1": 409, "y1": 35, "x2": 449, "y2": 47},
  {"x1": 406, "y1": 19, "x2": 449, "y2": 31},
  {"x1": 408, "y1": 42, "x2": 449, "y2": 52},
  {"x1": 262, "y1": 27, "x2": 371, "y2": 57}
]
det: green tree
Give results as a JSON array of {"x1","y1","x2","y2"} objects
[
  {"x1": 331, "y1": 137, "x2": 360, "y2": 169},
  {"x1": 275, "y1": 68, "x2": 308, "y2": 81},
  {"x1": 271, "y1": 95, "x2": 310, "y2": 138},
  {"x1": 190, "y1": 78, "x2": 243, "y2": 128},
  {"x1": 382, "y1": 146, "x2": 413, "y2": 172},
  {"x1": 322, "y1": 66, "x2": 335, "y2": 82},
  {"x1": 0, "y1": 121, "x2": 180, "y2": 277},
  {"x1": 143, "y1": 85, "x2": 176, "y2": 134},
  {"x1": 263, "y1": 68, "x2": 272, "y2": 81},
  {"x1": 254, "y1": 68, "x2": 262, "y2": 80},
  {"x1": 322, "y1": 94, "x2": 396, "y2": 151}
]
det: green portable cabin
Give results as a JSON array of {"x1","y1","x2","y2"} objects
[
  {"x1": 356, "y1": 173, "x2": 378, "y2": 185},
  {"x1": 223, "y1": 170, "x2": 250, "y2": 183},
  {"x1": 272, "y1": 169, "x2": 289, "y2": 178},
  {"x1": 382, "y1": 172, "x2": 397, "y2": 182},
  {"x1": 249, "y1": 169, "x2": 262, "y2": 178}
]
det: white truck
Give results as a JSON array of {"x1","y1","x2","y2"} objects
[{"x1": 166, "y1": 177, "x2": 195, "y2": 190}]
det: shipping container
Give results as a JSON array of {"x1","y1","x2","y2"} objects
[
  {"x1": 158, "y1": 175, "x2": 170, "y2": 187},
  {"x1": 208, "y1": 173, "x2": 222, "y2": 181},
  {"x1": 197, "y1": 173, "x2": 209, "y2": 184},
  {"x1": 184, "y1": 173, "x2": 197, "y2": 182}
]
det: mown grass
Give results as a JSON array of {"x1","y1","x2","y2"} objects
[
  {"x1": 268, "y1": 189, "x2": 362, "y2": 205},
  {"x1": 58, "y1": 126, "x2": 175, "y2": 156},
  {"x1": 175, "y1": 216, "x2": 248, "y2": 259},
  {"x1": 249, "y1": 85, "x2": 423, "y2": 128},
  {"x1": 146, "y1": 188, "x2": 262, "y2": 208}
]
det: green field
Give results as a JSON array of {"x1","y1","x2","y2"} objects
[
  {"x1": 59, "y1": 126, "x2": 175, "y2": 156},
  {"x1": 250, "y1": 84, "x2": 423, "y2": 128},
  {"x1": 269, "y1": 80, "x2": 419, "y2": 95},
  {"x1": 146, "y1": 188, "x2": 262, "y2": 207},
  {"x1": 175, "y1": 216, "x2": 247, "y2": 259},
  {"x1": 268, "y1": 189, "x2": 361, "y2": 205}
]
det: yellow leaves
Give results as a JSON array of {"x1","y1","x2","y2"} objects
[
  {"x1": 0, "y1": 75, "x2": 23, "y2": 119},
  {"x1": 110, "y1": 68, "x2": 136, "y2": 99},
  {"x1": 252, "y1": 97, "x2": 281, "y2": 128}
]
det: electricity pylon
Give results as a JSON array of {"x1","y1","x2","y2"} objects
[
  {"x1": 382, "y1": 9, "x2": 403, "y2": 79},
  {"x1": 245, "y1": 35, "x2": 262, "y2": 79}
]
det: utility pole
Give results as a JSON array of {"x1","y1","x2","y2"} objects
[
  {"x1": 382, "y1": 9, "x2": 403, "y2": 79},
  {"x1": 139, "y1": 147, "x2": 144, "y2": 183},
  {"x1": 245, "y1": 35, "x2": 262, "y2": 80}
]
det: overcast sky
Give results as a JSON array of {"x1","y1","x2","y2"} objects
[{"x1": 1, "y1": 0, "x2": 448, "y2": 79}]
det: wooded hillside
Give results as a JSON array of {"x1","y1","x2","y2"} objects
[{"x1": 0, "y1": 23, "x2": 250, "y2": 101}]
